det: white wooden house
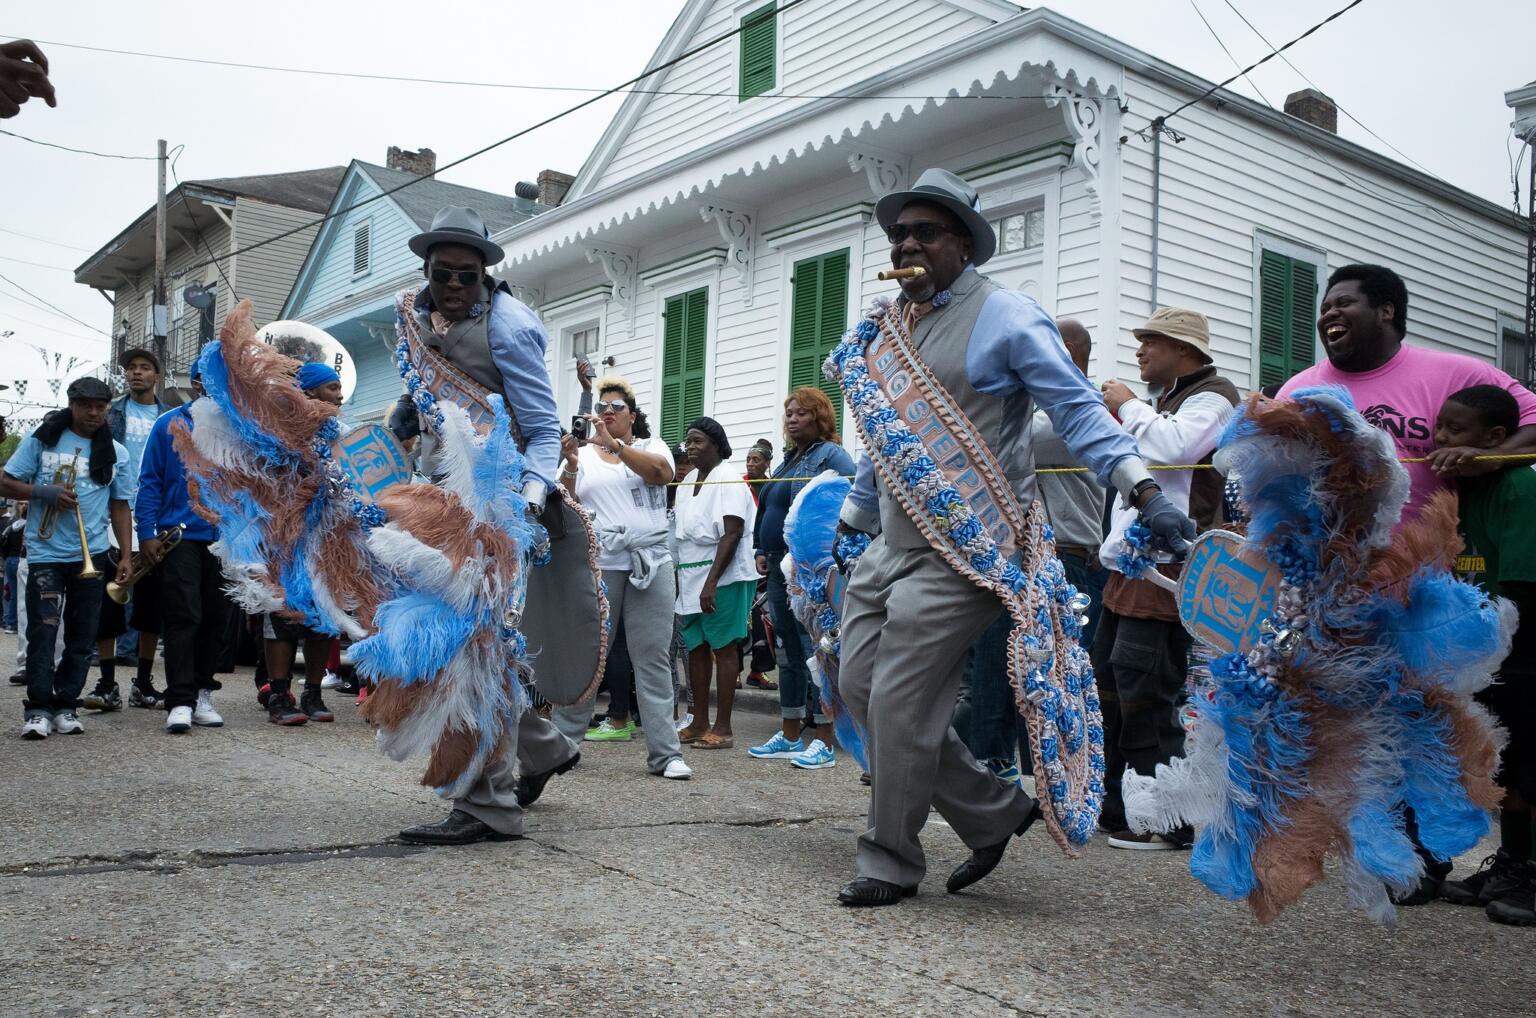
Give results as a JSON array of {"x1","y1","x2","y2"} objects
[{"x1": 476, "y1": 0, "x2": 1526, "y2": 458}]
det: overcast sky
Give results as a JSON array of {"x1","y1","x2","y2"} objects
[{"x1": 0, "y1": 0, "x2": 1529, "y2": 420}]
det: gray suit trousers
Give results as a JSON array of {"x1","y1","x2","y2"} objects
[
  {"x1": 839, "y1": 537, "x2": 1037, "y2": 887},
  {"x1": 453, "y1": 709, "x2": 577, "y2": 837}
]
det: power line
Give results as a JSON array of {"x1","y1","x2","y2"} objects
[
  {"x1": 176, "y1": 0, "x2": 814, "y2": 279},
  {"x1": 0, "y1": 226, "x2": 93, "y2": 253},
  {"x1": 0, "y1": 126, "x2": 155, "y2": 161},
  {"x1": 1155, "y1": 0, "x2": 1366, "y2": 129},
  {"x1": 169, "y1": 144, "x2": 240, "y2": 302},
  {"x1": 0, "y1": 270, "x2": 109, "y2": 336},
  {"x1": 0, "y1": 253, "x2": 74, "y2": 271},
  {"x1": 0, "y1": 305, "x2": 104, "y2": 344}
]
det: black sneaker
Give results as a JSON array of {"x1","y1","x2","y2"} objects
[
  {"x1": 129, "y1": 684, "x2": 165, "y2": 710},
  {"x1": 268, "y1": 691, "x2": 308, "y2": 726},
  {"x1": 8, "y1": 672, "x2": 25, "y2": 686},
  {"x1": 1486, "y1": 860, "x2": 1536, "y2": 926},
  {"x1": 333, "y1": 664, "x2": 360, "y2": 696},
  {"x1": 83, "y1": 683, "x2": 123, "y2": 712},
  {"x1": 1442, "y1": 849, "x2": 1522, "y2": 906},
  {"x1": 300, "y1": 687, "x2": 334, "y2": 722},
  {"x1": 1390, "y1": 875, "x2": 1443, "y2": 907}
]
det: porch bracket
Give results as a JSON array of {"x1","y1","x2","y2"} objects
[
  {"x1": 1044, "y1": 81, "x2": 1104, "y2": 220},
  {"x1": 698, "y1": 203, "x2": 756, "y2": 306},
  {"x1": 585, "y1": 245, "x2": 638, "y2": 334},
  {"x1": 847, "y1": 150, "x2": 909, "y2": 197},
  {"x1": 505, "y1": 282, "x2": 543, "y2": 310}
]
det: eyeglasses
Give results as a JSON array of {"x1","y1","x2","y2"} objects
[
  {"x1": 594, "y1": 399, "x2": 629, "y2": 414},
  {"x1": 429, "y1": 267, "x2": 481, "y2": 286},
  {"x1": 883, "y1": 222, "x2": 964, "y2": 245}
]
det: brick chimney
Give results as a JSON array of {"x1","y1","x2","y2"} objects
[
  {"x1": 536, "y1": 169, "x2": 576, "y2": 207},
  {"x1": 1283, "y1": 89, "x2": 1337, "y2": 134},
  {"x1": 387, "y1": 146, "x2": 437, "y2": 177}
]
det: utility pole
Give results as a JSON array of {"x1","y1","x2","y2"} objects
[
  {"x1": 153, "y1": 138, "x2": 168, "y2": 373},
  {"x1": 1507, "y1": 82, "x2": 1536, "y2": 389}
]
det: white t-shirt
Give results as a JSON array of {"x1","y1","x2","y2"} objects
[
  {"x1": 574, "y1": 436, "x2": 675, "y2": 571},
  {"x1": 673, "y1": 462, "x2": 758, "y2": 614}
]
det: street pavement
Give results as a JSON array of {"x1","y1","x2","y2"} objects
[{"x1": 1, "y1": 636, "x2": 1530, "y2": 1017}]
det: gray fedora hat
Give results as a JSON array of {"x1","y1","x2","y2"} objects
[
  {"x1": 408, "y1": 206, "x2": 505, "y2": 264},
  {"x1": 874, "y1": 168, "x2": 997, "y2": 266}
]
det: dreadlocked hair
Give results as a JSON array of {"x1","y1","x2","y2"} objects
[{"x1": 33, "y1": 410, "x2": 116, "y2": 487}]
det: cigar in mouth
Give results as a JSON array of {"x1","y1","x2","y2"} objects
[{"x1": 876, "y1": 266, "x2": 927, "y2": 281}]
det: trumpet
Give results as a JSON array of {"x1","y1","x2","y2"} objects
[
  {"x1": 107, "y1": 524, "x2": 184, "y2": 604},
  {"x1": 36, "y1": 452, "x2": 75, "y2": 541}
]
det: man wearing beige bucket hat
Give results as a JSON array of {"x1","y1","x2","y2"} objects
[{"x1": 1094, "y1": 306, "x2": 1240, "y2": 850}]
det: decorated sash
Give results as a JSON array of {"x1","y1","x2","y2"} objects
[
  {"x1": 826, "y1": 297, "x2": 1103, "y2": 856},
  {"x1": 394, "y1": 289, "x2": 610, "y2": 705}
]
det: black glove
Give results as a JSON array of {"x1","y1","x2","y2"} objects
[
  {"x1": 537, "y1": 492, "x2": 567, "y2": 540},
  {"x1": 832, "y1": 521, "x2": 869, "y2": 574},
  {"x1": 1139, "y1": 489, "x2": 1196, "y2": 559},
  {"x1": 388, "y1": 393, "x2": 421, "y2": 442}
]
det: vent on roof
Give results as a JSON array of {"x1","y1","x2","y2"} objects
[{"x1": 352, "y1": 221, "x2": 371, "y2": 276}]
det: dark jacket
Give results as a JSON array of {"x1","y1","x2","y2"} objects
[
  {"x1": 108, "y1": 393, "x2": 170, "y2": 445},
  {"x1": 1155, "y1": 364, "x2": 1240, "y2": 531},
  {"x1": 751, "y1": 439, "x2": 856, "y2": 553}
]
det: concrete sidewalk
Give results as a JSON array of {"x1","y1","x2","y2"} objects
[{"x1": 0, "y1": 638, "x2": 1527, "y2": 1017}]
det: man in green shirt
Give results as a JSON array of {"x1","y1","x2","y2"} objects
[{"x1": 1433, "y1": 384, "x2": 1536, "y2": 927}]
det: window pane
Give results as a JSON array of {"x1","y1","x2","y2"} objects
[
  {"x1": 1024, "y1": 209, "x2": 1045, "y2": 249},
  {"x1": 572, "y1": 327, "x2": 599, "y2": 357},
  {"x1": 1001, "y1": 214, "x2": 1026, "y2": 254}
]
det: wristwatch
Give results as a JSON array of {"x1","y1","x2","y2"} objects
[{"x1": 1130, "y1": 477, "x2": 1161, "y2": 508}]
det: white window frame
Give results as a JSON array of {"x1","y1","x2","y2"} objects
[
  {"x1": 351, "y1": 217, "x2": 373, "y2": 279},
  {"x1": 651, "y1": 265, "x2": 722, "y2": 425},
  {"x1": 972, "y1": 167, "x2": 1061, "y2": 312},
  {"x1": 541, "y1": 290, "x2": 608, "y2": 418},
  {"x1": 1251, "y1": 230, "x2": 1327, "y2": 391},
  {"x1": 731, "y1": 0, "x2": 785, "y2": 108},
  {"x1": 767, "y1": 218, "x2": 867, "y2": 446}
]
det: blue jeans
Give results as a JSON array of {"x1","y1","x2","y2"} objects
[
  {"x1": 2, "y1": 555, "x2": 18, "y2": 629},
  {"x1": 764, "y1": 552, "x2": 828, "y2": 725},
  {"x1": 23, "y1": 556, "x2": 107, "y2": 714},
  {"x1": 1059, "y1": 550, "x2": 1106, "y2": 650},
  {"x1": 957, "y1": 609, "x2": 1029, "y2": 764}
]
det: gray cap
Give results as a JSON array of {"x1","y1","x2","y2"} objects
[{"x1": 66, "y1": 377, "x2": 112, "y2": 402}]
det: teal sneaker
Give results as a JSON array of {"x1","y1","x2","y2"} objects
[
  {"x1": 984, "y1": 756, "x2": 1022, "y2": 785},
  {"x1": 747, "y1": 732, "x2": 804, "y2": 759},
  {"x1": 585, "y1": 718, "x2": 635, "y2": 742},
  {"x1": 790, "y1": 739, "x2": 836, "y2": 770}
]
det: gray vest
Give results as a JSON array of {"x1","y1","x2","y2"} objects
[
  {"x1": 876, "y1": 268, "x2": 1039, "y2": 550},
  {"x1": 422, "y1": 284, "x2": 501, "y2": 396}
]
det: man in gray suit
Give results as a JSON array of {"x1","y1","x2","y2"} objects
[{"x1": 834, "y1": 170, "x2": 1196, "y2": 906}]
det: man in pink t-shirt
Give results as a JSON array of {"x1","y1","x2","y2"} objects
[{"x1": 1277, "y1": 264, "x2": 1536, "y2": 521}]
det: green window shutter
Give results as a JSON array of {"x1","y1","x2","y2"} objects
[
  {"x1": 789, "y1": 248, "x2": 850, "y2": 428},
  {"x1": 1258, "y1": 249, "x2": 1319, "y2": 389},
  {"x1": 661, "y1": 287, "x2": 710, "y2": 445},
  {"x1": 739, "y1": 3, "x2": 776, "y2": 101}
]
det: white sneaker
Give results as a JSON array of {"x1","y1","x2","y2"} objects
[
  {"x1": 21, "y1": 713, "x2": 51, "y2": 739},
  {"x1": 674, "y1": 712, "x2": 693, "y2": 732},
  {"x1": 192, "y1": 690, "x2": 223, "y2": 727},
  {"x1": 166, "y1": 705, "x2": 193, "y2": 733},
  {"x1": 662, "y1": 757, "x2": 693, "y2": 780},
  {"x1": 52, "y1": 709, "x2": 84, "y2": 735},
  {"x1": 320, "y1": 671, "x2": 342, "y2": 690}
]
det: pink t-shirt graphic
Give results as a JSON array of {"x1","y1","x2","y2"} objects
[{"x1": 1278, "y1": 343, "x2": 1536, "y2": 521}]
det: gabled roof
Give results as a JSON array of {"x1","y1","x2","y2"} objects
[
  {"x1": 566, "y1": 0, "x2": 1021, "y2": 201},
  {"x1": 354, "y1": 161, "x2": 541, "y2": 233},
  {"x1": 280, "y1": 161, "x2": 548, "y2": 318},
  {"x1": 187, "y1": 166, "x2": 347, "y2": 214}
]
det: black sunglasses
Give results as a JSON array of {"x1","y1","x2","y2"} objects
[
  {"x1": 429, "y1": 267, "x2": 481, "y2": 286},
  {"x1": 883, "y1": 222, "x2": 964, "y2": 245},
  {"x1": 594, "y1": 399, "x2": 630, "y2": 414}
]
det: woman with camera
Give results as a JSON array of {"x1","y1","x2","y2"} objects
[{"x1": 554, "y1": 378, "x2": 691, "y2": 781}]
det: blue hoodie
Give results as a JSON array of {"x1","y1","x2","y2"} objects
[{"x1": 136, "y1": 402, "x2": 216, "y2": 542}]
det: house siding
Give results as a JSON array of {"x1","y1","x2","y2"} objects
[
  {"x1": 1118, "y1": 69, "x2": 1526, "y2": 390},
  {"x1": 231, "y1": 199, "x2": 325, "y2": 327},
  {"x1": 283, "y1": 172, "x2": 420, "y2": 323},
  {"x1": 591, "y1": 0, "x2": 999, "y2": 192}
]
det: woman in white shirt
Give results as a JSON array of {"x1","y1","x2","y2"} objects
[
  {"x1": 555, "y1": 378, "x2": 691, "y2": 781},
  {"x1": 674, "y1": 416, "x2": 757, "y2": 751}
]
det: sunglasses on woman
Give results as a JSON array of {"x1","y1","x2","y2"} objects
[
  {"x1": 594, "y1": 399, "x2": 630, "y2": 414},
  {"x1": 429, "y1": 267, "x2": 481, "y2": 286},
  {"x1": 883, "y1": 222, "x2": 964, "y2": 244}
]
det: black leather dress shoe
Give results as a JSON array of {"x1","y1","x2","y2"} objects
[
  {"x1": 946, "y1": 798, "x2": 1045, "y2": 894},
  {"x1": 513, "y1": 750, "x2": 581, "y2": 808},
  {"x1": 838, "y1": 877, "x2": 918, "y2": 907},
  {"x1": 399, "y1": 809, "x2": 520, "y2": 845}
]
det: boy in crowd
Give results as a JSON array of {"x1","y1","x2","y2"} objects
[
  {"x1": 1432, "y1": 385, "x2": 1535, "y2": 926},
  {"x1": 0, "y1": 378, "x2": 134, "y2": 739}
]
